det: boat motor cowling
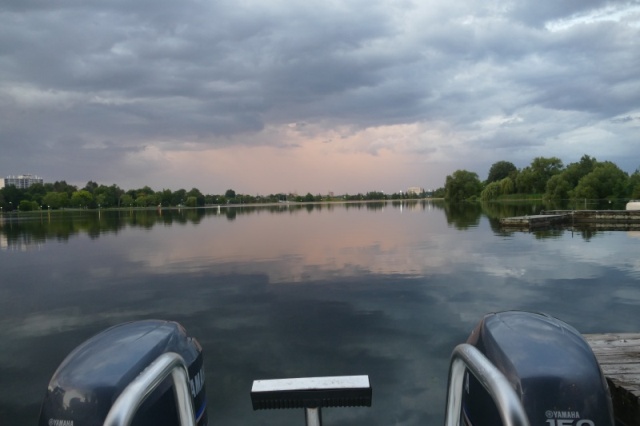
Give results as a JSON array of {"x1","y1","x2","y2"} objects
[
  {"x1": 462, "y1": 311, "x2": 614, "y2": 426},
  {"x1": 38, "y1": 320, "x2": 207, "y2": 426}
]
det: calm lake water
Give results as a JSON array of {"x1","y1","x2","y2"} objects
[{"x1": 1, "y1": 201, "x2": 639, "y2": 426}]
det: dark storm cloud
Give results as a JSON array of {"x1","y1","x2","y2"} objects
[{"x1": 0, "y1": 0, "x2": 639, "y2": 183}]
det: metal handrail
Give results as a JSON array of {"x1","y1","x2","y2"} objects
[
  {"x1": 444, "y1": 344, "x2": 530, "y2": 426},
  {"x1": 100, "y1": 344, "x2": 528, "y2": 426},
  {"x1": 103, "y1": 352, "x2": 196, "y2": 426}
]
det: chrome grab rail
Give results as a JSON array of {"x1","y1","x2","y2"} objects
[
  {"x1": 103, "y1": 352, "x2": 196, "y2": 426},
  {"x1": 444, "y1": 344, "x2": 530, "y2": 426},
  {"x1": 100, "y1": 344, "x2": 528, "y2": 426}
]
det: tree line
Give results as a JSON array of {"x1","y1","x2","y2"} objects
[
  {"x1": 4, "y1": 153, "x2": 634, "y2": 211},
  {"x1": 443, "y1": 155, "x2": 640, "y2": 202},
  {"x1": 0, "y1": 181, "x2": 428, "y2": 212}
]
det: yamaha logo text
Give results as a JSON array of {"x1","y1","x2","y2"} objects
[
  {"x1": 49, "y1": 420, "x2": 73, "y2": 426},
  {"x1": 190, "y1": 366, "x2": 205, "y2": 398},
  {"x1": 545, "y1": 410, "x2": 594, "y2": 426}
]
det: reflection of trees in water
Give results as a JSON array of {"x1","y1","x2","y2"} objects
[
  {"x1": 443, "y1": 202, "x2": 482, "y2": 230},
  {"x1": 477, "y1": 200, "x2": 619, "y2": 240},
  {"x1": 481, "y1": 201, "x2": 547, "y2": 234},
  {"x1": 572, "y1": 227, "x2": 598, "y2": 242},
  {"x1": 564, "y1": 199, "x2": 628, "y2": 211},
  {"x1": 531, "y1": 229, "x2": 565, "y2": 240},
  {"x1": 442, "y1": 200, "x2": 596, "y2": 239},
  {"x1": 0, "y1": 209, "x2": 205, "y2": 247},
  {"x1": 481, "y1": 201, "x2": 547, "y2": 219},
  {"x1": 6, "y1": 200, "x2": 613, "y2": 246},
  {"x1": 0, "y1": 201, "x2": 449, "y2": 245}
]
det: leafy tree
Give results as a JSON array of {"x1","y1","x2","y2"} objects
[
  {"x1": 172, "y1": 189, "x2": 187, "y2": 206},
  {"x1": 530, "y1": 157, "x2": 563, "y2": 193},
  {"x1": 159, "y1": 189, "x2": 173, "y2": 206},
  {"x1": 432, "y1": 187, "x2": 445, "y2": 198},
  {"x1": 499, "y1": 177, "x2": 515, "y2": 195},
  {"x1": 515, "y1": 167, "x2": 535, "y2": 193},
  {"x1": 135, "y1": 194, "x2": 160, "y2": 207},
  {"x1": 83, "y1": 181, "x2": 99, "y2": 193},
  {"x1": 135, "y1": 186, "x2": 155, "y2": 198},
  {"x1": 70, "y1": 190, "x2": 94, "y2": 208},
  {"x1": 225, "y1": 189, "x2": 236, "y2": 199},
  {"x1": 185, "y1": 196, "x2": 198, "y2": 207},
  {"x1": 52, "y1": 181, "x2": 78, "y2": 197},
  {"x1": 481, "y1": 181, "x2": 501, "y2": 200},
  {"x1": 19, "y1": 200, "x2": 39, "y2": 211},
  {"x1": 1, "y1": 184, "x2": 22, "y2": 206},
  {"x1": 187, "y1": 188, "x2": 205, "y2": 207},
  {"x1": 120, "y1": 194, "x2": 134, "y2": 207},
  {"x1": 564, "y1": 155, "x2": 598, "y2": 185},
  {"x1": 445, "y1": 170, "x2": 483, "y2": 201},
  {"x1": 515, "y1": 157, "x2": 563, "y2": 194},
  {"x1": 545, "y1": 174, "x2": 572, "y2": 200},
  {"x1": 24, "y1": 183, "x2": 47, "y2": 204},
  {"x1": 135, "y1": 195, "x2": 149, "y2": 207},
  {"x1": 94, "y1": 194, "x2": 105, "y2": 207},
  {"x1": 543, "y1": 155, "x2": 600, "y2": 200},
  {"x1": 486, "y1": 161, "x2": 517, "y2": 183},
  {"x1": 628, "y1": 169, "x2": 640, "y2": 199},
  {"x1": 93, "y1": 184, "x2": 122, "y2": 207},
  {"x1": 42, "y1": 192, "x2": 67, "y2": 209},
  {"x1": 570, "y1": 162, "x2": 628, "y2": 200}
]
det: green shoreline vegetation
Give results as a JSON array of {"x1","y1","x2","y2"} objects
[
  {"x1": 446, "y1": 155, "x2": 639, "y2": 203},
  {"x1": 1, "y1": 154, "x2": 638, "y2": 213},
  {"x1": 0, "y1": 185, "x2": 432, "y2": 213}
]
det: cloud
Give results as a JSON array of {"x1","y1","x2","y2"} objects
[{"x1": 0, "y1": 0, "x2": 639, "y2": 192}]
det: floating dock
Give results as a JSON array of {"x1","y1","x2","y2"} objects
[
  {"x1": 500, "y1": 210, "x2": 640, "y2": 230},
  {"x1": 499, "y1": 214, "x2": 569, "y2": 229},
  {"x1": 585, "y1": 334, "x2": 640, "y2": 426}
]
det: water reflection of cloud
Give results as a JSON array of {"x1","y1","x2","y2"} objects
[
  {"x1": 118, "y1": 207, "x2": 453, "y2": 282},
  {"x1": 481, "y1": 264, "x2": 526, "y2": 278},
  {"x1": 1, "y1": 308, "x2": 152, "y2": 338},
  {"x1": 98, "y1": 211, "x2": 640, "y2": 325}
]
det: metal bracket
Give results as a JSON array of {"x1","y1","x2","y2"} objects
[{"x1": 251, "y1": 375, "x2": 372, "y2": 426}]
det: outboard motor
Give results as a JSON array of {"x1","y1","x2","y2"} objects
[
  {"x1": 39, "y1": 320, "x2": 207, "y2": 426},
  {"x1": 461, "y1": 311, "x2": 614, "y2": 426}
]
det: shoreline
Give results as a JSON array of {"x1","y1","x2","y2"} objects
[{"x1": 0, "y1": 198, "x2": 446, "y2": 216}]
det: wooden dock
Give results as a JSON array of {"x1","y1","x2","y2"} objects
[
  {"x1": 585, "y1": 334, "x2": 640, "y2": 426},
  {"x1": 499, "y1": 214, "x2": 569, "y2": 230},
  {"x1": 500, "y1": 210, "x2": 640, "y2": 230}
]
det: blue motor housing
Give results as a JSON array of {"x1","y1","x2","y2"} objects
[
  {"x1": 462, "y1": 311, "x2": 614, "y2": 426},
  {"x1": 38, "y1": 320, "x2": 207, "y2": 426}
]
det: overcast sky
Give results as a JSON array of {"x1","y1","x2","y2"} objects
[{"x1": 1, "y1": 0, "x2": 639, "y2": 194}]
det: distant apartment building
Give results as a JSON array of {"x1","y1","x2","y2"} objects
[
  {"x1": 1, "y1": 174, "x2": 44, "y2": 189},
  {"x1": 407, "y1": 186, "x2": 425, "y2": 196}
]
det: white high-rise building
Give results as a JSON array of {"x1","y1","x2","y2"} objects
[
  {"x1": 407, "y1": 186, "x2": 425, "y2": 196},
  {"x1": 1, "y1": 174, "x2": 44, "y2": 189}
]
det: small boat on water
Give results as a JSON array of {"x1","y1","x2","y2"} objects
[
  {"x1": 38, "y1": 311, "x2": 615, "y2": 426},
  {"x1": 627, "y1": 200, "x2": 640, "y2": 210}
]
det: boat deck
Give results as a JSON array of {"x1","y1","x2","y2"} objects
[{"x1": 585, "y1": 333, "x2": 640, "y2": 426}]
